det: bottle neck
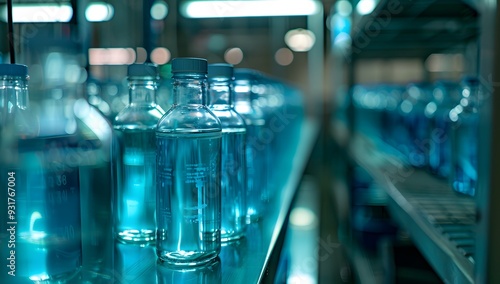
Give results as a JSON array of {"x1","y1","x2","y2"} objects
[
  {"x1": 233, "y1": 79, "x2": 252, "y2": 105},
  {"x1": 128, "y1": 78, "x2": 157, "y2": 106},
  {"x1": 0, "y1": 76, "x2": 29, "y2": 114},
  {"x1": 209, "y1": 77, "x2": 233, "y2": 108},
  {"x1": 172, "y1": 73, "x2": 208, "y2": 105}
]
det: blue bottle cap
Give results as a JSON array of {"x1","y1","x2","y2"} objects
[
  {"x1": 0, "y1": 64, "x2": 28, "y2": 77},
  {"x1": 208, "y1": 63, "x2": 234, "y2": 79},
  {"x1": 127, "y1": 63, "x2": 159, "y2": 78},
  {"x1": 171, "y1": 57, "x2": 207, "y2": 74}
]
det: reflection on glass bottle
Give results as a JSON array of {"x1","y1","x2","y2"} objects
[
  {"x1": 113, "y1": 63, "x2": 165, "y2": 244},
  {"x1": 156, "y1": 258, "x2": 221, "y2": 284},
  {"x1": 0, "y1": 64, "x2": 81, "y2": 282},
  {"x1": 114, "y1": 242, "x2": 156, "y2": 283},
  {"x1": 208, "y1": 63, "x2": 246, "y2": 242},
  {"x1": 234, "y1": 69, "x2": 269, "y2": 223},
  {"x1": 156, "y1": 58, "x2": 222, "y2": 266},
  {"x1": 450, "y1": 77, "x2": 481, "y2": 196},
  {"x1": 426, "y1": 81, "x2": 460, "y2": 178}
]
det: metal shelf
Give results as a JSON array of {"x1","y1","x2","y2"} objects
[
  {"x1": 351, "y1": 0, "x2": 479, "y2": 59},
  {"x1": 349, "y1": 134, "x2": 475, "y2": 284}
]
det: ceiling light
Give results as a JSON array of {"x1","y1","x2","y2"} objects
[
  {"x1": 85, "y1": 2, "x2": 114, "y2": 22},
  {"x1": 0, "y1": 3, "x2": 73, "y2": 23},
  {"x1": 181, "y1": 0, "x2": 320, "y2": 18}
]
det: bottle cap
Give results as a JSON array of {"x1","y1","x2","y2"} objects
[
  {"x1": 0, "y1": 64, "x2": 28, "y2": 77},
  {"x1": 127, "y1": 63, "x2": 159, "y2": 78},
  {"x1": 208, "y1": 63, "x2": 233, "y2": 79},
  {"x1": 171, "y1": 57, "x2": 207, "y2": 74}
]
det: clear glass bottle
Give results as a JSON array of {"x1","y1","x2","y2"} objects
[
  {"x1": 234, "y1": 68, "x2": 268, "y2": 223},
  {"x1": 450, "y1": 77, "x2": 481, "y2": 196},
  {"x1": 113, "y1": 63, "x2": 165, "y2": 244},
  {"x1": 156, "y1": 58, "x2": 222, "y2": 266},
  {"x1": 207, "y1": 63, "x2": 246, "y2": 242},
  {"x1": 426, "y1": 80, "x2": 460, "y2": 178},
  {"x1": 0, "y1": 64, "x2": 82, "y2": 282}
]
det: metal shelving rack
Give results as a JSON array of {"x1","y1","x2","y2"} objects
[{"x1": 330, "y1": 0, "x2": 500, "y2": 282}]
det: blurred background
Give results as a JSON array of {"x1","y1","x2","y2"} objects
[{"x1": 0, "y1": 0, "x2": 499, "y2": 283}]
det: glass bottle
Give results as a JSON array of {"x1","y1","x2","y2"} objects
[
  {"x1": 156, "y1": 58, "x2": 222, "y2": 266},
  {"x1": 426, "y1": 80, "x2": 460, "y2": 178},
  {"x1": 450, "y1": 77, "x2": 481, "y2": 196},
  {"x1": 207, "y1": 63, "x2": 246, "y2": 242},
  {"x1": 400, "y1": 82, "x2": 432, "y2": 167},
  {"x1": 0, "y1": 64, "x2": 82, "y2": 282},
  {"x1": 234, "y1": 68, "x2": 268, "y2": 223},
  {"x1": 113, "y1": 63, "x2": 165, "y2": 244}
]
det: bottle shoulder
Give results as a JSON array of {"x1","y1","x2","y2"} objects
[
  {"x1": 114, "y1": 105, "x2": 165, "y2": 129},
  {"x1": 210, "y1": 108, "x2": 246, "y2": 129},
  {"x1": 157, "y1": 104, "x2": 222, "y2": 133}
]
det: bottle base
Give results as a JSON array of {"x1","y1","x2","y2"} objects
[
  {"x1": 156, "y1": 250, "x2": 219, "y2": 267},
  {"x1": 116, "y1": 229, "x2": 156, "y2": 245}
]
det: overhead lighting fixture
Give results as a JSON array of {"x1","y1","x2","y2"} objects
[
  {"x1": 356, "y1": 0, "x2": 377, "y2": 16},
  {"x1": 285, "y1": 28, "x2": 316, "y2": 52},
  {"x1": 0, "y1": 3, "x2": 73, "y2": 23},
  {"x1": 151, "y1": 1, "x2": 169, "y2": 20},
  {"x1": 85, "y1": 2, "x2": 114, "y2": 22},
  {"x1": 181, "y1": 0, "x2": 321, "y2": 18}
]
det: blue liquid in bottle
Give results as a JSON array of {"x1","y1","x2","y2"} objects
[
  {"x1": 208, "y1": 63, "x2": 246, "y2": 242},
  {"x1": 450, "y1": 77, "x2": 481, "y2": 197},
  {"x1": 156, "y1": 58, "x2": 222, "y2": 266},
  {"x1": 113, "y1": 63, "x2": 164, "y2": 244},
  {"x1": 114, "y1": 129, "x2": 158, "y2": 242},
  {"x1": 234, "y1": 69, "x2": 269, "y2": 223},
  {"x1": 0, "y1": 64, "x2": 81, "y2": 283}
]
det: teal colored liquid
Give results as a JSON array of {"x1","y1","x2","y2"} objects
[
  {"x1": 114, "y1": 128, "x2": 157, "y2": 244},
  {"x1": 452, "y1": 114, "x2": 478, "y2": 196},
  {"x1": 245, "y1": 123, "x2": 269, "y2": 222},
  {"x1": 156, "y1": 132, "x2": 221, "y2": 266},
  {"x1": 0, "y1": 136, "x2": 82, "y2": 282},
  {"x1": 220, "y1": 129, "x2": 246, "y2": 242}
]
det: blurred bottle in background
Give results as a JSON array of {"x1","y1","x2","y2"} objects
[
  {"x1": 399, "y1": 83, "x2": 433, "y2": 168},
  {"x1": 234, "y1": 69, "x2": 269, "y2": 223},
  {"x1": 113, "y1": 63, "x2": 165, "y2": 244},
  {"x1": 208, "y1": 63, "x2": 246, "y2": 242},
  {"x1": 156, "y1": 58, "x2": 222, "y2": 266},
  {"x1": 352, "y1": 84, "x2": 387, "y2": 143},
  {"x1": 0, "y1": 63, "x2": 82, "y2": 282},
  {"x1": 450, "y1": 77, "x2": 481, "y2": 197},
  {"x1": 426, "y1": 80, "x2": 460, "y2": 178}
]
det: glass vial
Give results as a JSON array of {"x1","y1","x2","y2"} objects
[
  {"x1": 113, "y1": 63, "x2": 165, "y2": 244},
  {"x1": 234, "y1": 69, "x2": 269, "y2": 223},
  {"x1": 0, "y1": 64, "x2": 81, "y2": 282},
  {"x1": 207, "y1": 63, "x2": 246, "y2": 242},
  {"x1": 156, "y1": 58, "x2": 222, "y2": 266},
  {"x1": 450, "y1": 77, "x2": 481, "y2": 196}
]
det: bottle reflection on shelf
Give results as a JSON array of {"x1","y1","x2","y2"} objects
[
  {"x1": 156, "y1": 257, "x2": 221, "y2": 284},
  {"x1": 112, "y1": 242, "x2": 156, "y2": 284}
]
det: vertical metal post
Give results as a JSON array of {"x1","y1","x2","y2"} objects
[
  {"x1": 475, "y1": 0, "x2": 500, "y2": 283},
  {"x1": 307, "y1": 2, "x2": 324, "y2": 119}
]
